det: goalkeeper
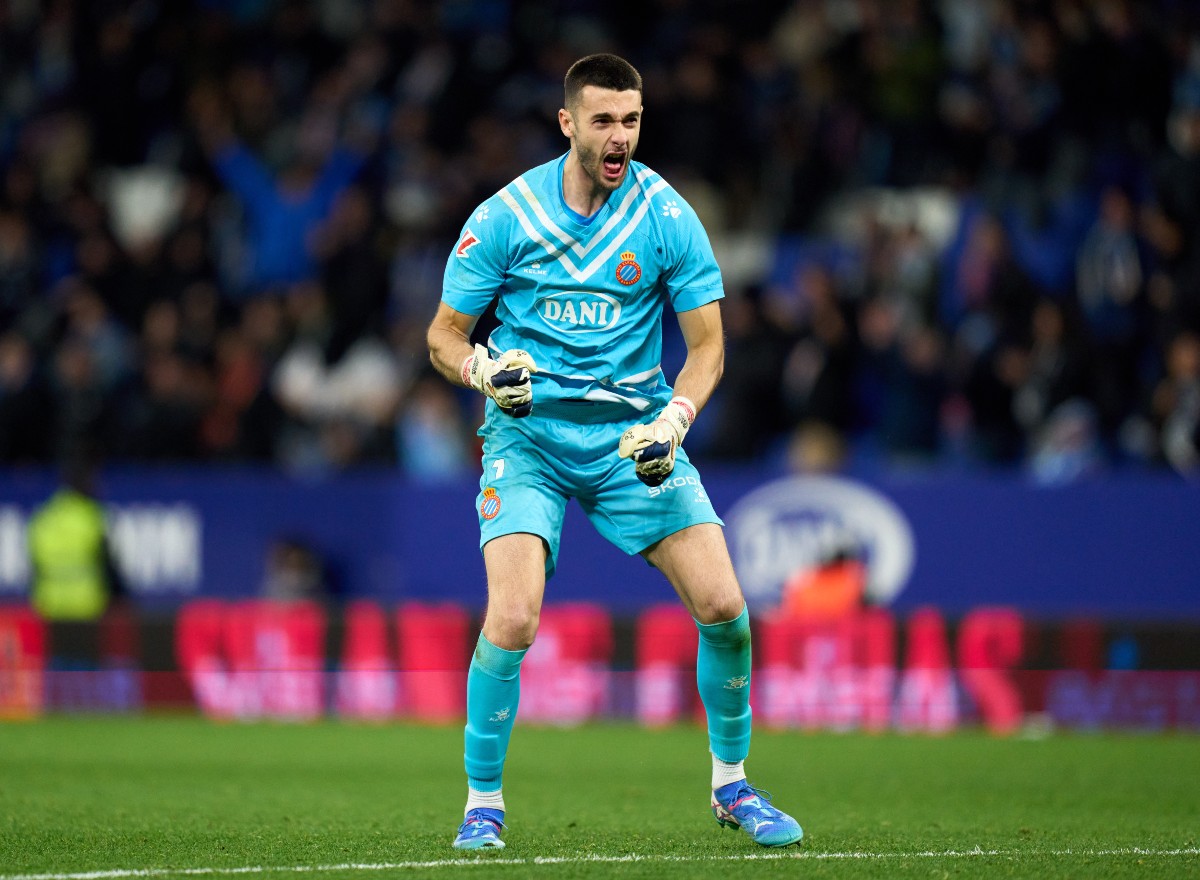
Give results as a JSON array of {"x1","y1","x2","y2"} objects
[{"x1": 426, "y1": 53, "x2": 802, "y2": 853}]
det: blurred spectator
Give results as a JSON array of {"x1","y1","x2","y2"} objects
[
  {"x1": 200, "y1": 325, "x2": 282, "y2": 461},
  {"x1": 193, "y1": 87, "x2": 368, "y2": 295},
  {"x1": 1151, "y1": 330, "x2": 1200, "y2": 476},
  {"x1": 1076, "y1": 185, "x2": 1145, "y2": 435},
  {"x1": 59, "y1": 278, "x2": 133, "y2": 392},
  {"x1": 260, "y1": 536, "x2": 331, "y2": 604},
  {"x1": 707, "y1": 286, "x2": 792, "y2": 460},
  {"x1": 117, "y1": 346, "x2": 207, "y2": 462},
  {"x1": 785, "y1": 420, "x2": 848, "y2": 475},
  {"x1": 314, "y1": 183, "x2": 392, "y2": 343},
  {"x1": 859, "y1": 299, "x2": 947, "y2": 467},
  {"x1": 778, "y1": 538, "x2": 867, "y2": 622},
  {"x1": 1028, "y1": 399, "x2": 1104, "y2": 485},
  {"x1": 271, "y1": 283, "x2": 403, "y2": 472},
  {"x1": 778, "y1": 265, "x2": 858, "y2": 441},
  {"x1": 49, "y1": 336, "x2": 115, "y2": 465},
  {"x1": 0, "y1": 208, "x2": 39, "y2": 326},
  {"x1": 945, "y1": 211, "x2": 1039, "y2": 343},
  {"x1": 0, "y1": 331, "x2": 53, "y2": 464},
  {"x1": 1012, "y1": 298, "x2": 1093, "y2": 443},
  {"x1": 396, "y1": 373, "x2": 475, "y2": 482}
]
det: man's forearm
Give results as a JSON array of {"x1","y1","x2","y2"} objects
[
  {"x1": 669, "y1": 343, "x2": 724, "y2": 416},
  {"x1": 427, "y1": 324, "x2": 474, "y2": 387}
]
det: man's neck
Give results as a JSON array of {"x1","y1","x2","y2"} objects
[{"x1": 561, "y1": 152, "x2": 611, "y2": 219}]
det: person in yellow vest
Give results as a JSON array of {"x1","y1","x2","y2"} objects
[{"x1": 27, "y1": 462, "x2": 124, "y2": 621}]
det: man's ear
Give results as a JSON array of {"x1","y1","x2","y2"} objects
[{"x1": 558, "y1": 108, "x2": 573, "y2": 139}]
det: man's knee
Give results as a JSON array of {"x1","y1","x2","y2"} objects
[
  {"x1": 481, "y1": 532, "x2": 547, "y2": 650},
  {"x1": 690, "y1": 589, "x2": 747, "y2": 626},
  {"x1": 482, "y1": 600, "x2": 541, "y2": 650}
]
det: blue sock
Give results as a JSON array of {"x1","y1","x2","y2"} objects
[
  {"x1": 695, "y1": 605, "x2": 752, "y2": 763},
  {"x1": 464, "y1": 633, "x2": 527, "y2": 791}
]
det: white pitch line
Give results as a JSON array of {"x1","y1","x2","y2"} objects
[{"x1": 3, "y1": 848, "x2": 1198, "y2": 880}]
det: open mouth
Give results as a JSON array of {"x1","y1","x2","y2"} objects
[{"x1": 602, "y1": 151, "x2": 626, "y2": 180}]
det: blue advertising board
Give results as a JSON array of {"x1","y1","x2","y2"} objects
[{"x1": 1, "y1": 467, "x2": 1196, "y2": 619}]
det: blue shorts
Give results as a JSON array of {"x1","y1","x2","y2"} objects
[{"x1": 474, "y1": 399, "x2": 724, "y2": 578}]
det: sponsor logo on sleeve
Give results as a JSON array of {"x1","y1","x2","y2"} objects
[{"x1": 456, "y1": 229, "x2": 481, "y2": 258}]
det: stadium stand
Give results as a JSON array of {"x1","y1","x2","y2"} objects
[{"x1": 1, "y1": 0, "x2": 1199, "y2": 480}]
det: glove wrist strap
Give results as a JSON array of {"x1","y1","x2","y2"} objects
[
  {"x1": 460, "y1": 352, "x2": 476, "y2": 388},
  {"x1": 462, "y1": 344, "x2": 493, "y2": 393},
  {"x1": 659, "y1": 396, "x2": 697, "y2": 446}
]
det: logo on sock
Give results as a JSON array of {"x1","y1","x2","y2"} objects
[
  {"x1": 724, "y1": 675, "x2": 749, "y2": 690},
  {"x1": 490, "y1": 706, "x2": 511, "y2": 722}
]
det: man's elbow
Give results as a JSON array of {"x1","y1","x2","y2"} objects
[
  {"x1": 426, "y1": 331, "x2": 444, "y2": 371},
  {"x1": 710, "y1": 347, "x2": 725, "y2": 383}
]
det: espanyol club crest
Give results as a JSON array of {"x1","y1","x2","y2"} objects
[
  {"x1": 724, "y1": 475, "x2": 915, "y2": 609},
  {"x1": 479, "y1": 487, "x2": 502, "y2": 520},
  {"x1": 615, "y1": 251, "x2": 641, "y2": 286}
]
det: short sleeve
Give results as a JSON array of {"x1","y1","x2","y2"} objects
[
  {"x1": 661, "y1": 199, "x2": 724, "y2": 313},
  {"x1": 441, "y1": 200, "x2": 509, "y2": 317}
]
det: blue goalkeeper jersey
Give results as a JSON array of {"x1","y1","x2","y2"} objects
[{"x1": 442, "y1": 153, "x2": 724, "y2": 414}]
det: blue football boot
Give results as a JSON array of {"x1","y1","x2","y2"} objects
[
  {"x1": 711, "y1": 780, "x2": 803, "y2": 847},
  {"x1": 452, "y1": 807, "x2": 506, "y2": 850}
]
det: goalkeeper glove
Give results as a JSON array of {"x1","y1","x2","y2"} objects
[
  {"x1": 617, "y1": 396, "x2": 696, "y2": 486},
  {"x1": 462, "y1": 343, "x2": 538, "y2": 417}
]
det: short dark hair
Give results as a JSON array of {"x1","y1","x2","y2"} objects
[{"x1": 564, "y1": 54, "x2": 643, "y2": 111}]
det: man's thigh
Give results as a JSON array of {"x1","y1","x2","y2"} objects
[
  {"x1": 641, "y1": 522, "x2": 746, "y2": 625},
  {"x1": 480, "y1": 532, "x2": 548, "y2": 649}
]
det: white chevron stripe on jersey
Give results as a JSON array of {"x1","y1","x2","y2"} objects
[
  {"x1": 615, "y1": 365, "x2": 663, "y2": 386},
  {"x1": 499, "y1": 188, "x2": 570, "y2": 259},
  {"x1": 499, "y1": 176, "x2": 672, "y2": 284},
  {"x1": 583, "y1": 387, "x2": 654, "y2": 410},
  {"x1": 513, "y1": 169, "x2": 661, "y2": 259}
]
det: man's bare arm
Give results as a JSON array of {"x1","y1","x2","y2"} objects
[
  {"x1": 671, "y1": 300, "x2": 725, "y2": 415},
  {"x1": 427, "y1": 302, "x2": 479, "y2": 386}
]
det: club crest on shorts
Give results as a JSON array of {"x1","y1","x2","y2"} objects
[
  {"x1": 479, "y1": 486, "x2": 502, "y2": 520},
  {"x1": 615, "y1": 251, "x2": 641, "y2": 286}
]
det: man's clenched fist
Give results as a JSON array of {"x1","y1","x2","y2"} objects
[
  {"x1": 617, "y1": 397, "x2": 696, "y2": 486},
  {"x1": 462, "y1": 344, "x2": 538, "y2": 417}
]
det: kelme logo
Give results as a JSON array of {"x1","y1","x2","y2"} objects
[{"x1": 535, "y1": 292, "x2": 622, "y2": 332}]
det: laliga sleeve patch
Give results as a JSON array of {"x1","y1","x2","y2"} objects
[
  {"x1": 480, "y1": 487, "x2": 502, "y2": 520},
  {"x1": 456, "y1": 228, "x2": 481, "y2": 258}
]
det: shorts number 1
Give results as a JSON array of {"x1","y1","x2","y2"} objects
[{"x1": 492, "y1": 459, "x2": 505, "y2": 479}]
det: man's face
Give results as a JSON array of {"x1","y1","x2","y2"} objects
[{"x1": 560, "y1": 85, "x2": 642, "y2": 191}]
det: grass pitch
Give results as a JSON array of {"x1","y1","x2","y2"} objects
[{"x1": 0, "y1": 717, "x2": 1197, "y2": 879}]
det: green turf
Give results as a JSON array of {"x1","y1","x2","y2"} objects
[{"x1": 0, "y1": 717, "x2": 1197, "y2": 879}]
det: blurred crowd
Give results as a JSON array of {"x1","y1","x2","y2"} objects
[{"x1": 2, "y1": 0, "x2": 1199, "y2": 481}]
